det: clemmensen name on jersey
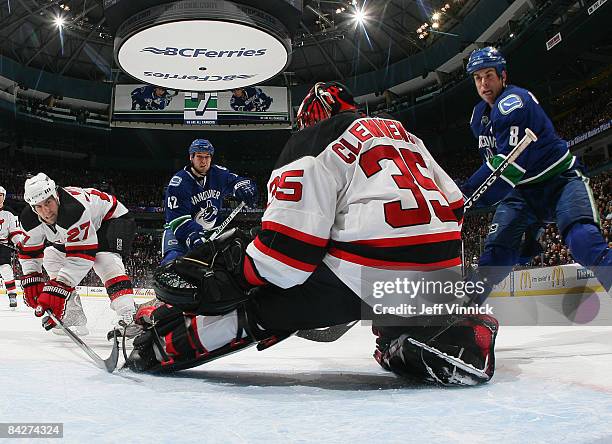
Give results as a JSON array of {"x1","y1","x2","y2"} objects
[{"x1": 191, "y1": 190, "x2": 221, "y2": 205}]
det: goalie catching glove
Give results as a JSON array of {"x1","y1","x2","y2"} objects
[{"x1": 153, "y1": 228, "x2": 261, "y2": 315}]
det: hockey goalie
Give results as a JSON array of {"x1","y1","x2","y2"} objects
[{"x1": 127, "y1": 82, "x2": 499, "y2": 386}]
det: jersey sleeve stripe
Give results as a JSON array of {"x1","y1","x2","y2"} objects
[
  {"x1": 243, "y1": 254, "x2": 267, "y2": 286},
  {"x1": 18, "y1": 250, "x2": 44, "y2": 260},
  {"x1": 349, "y1": 231, "x2": 460, "y2": 247},
  {"x1": 65, "y1": 244, "x2": 98, "y2": 251},
  {"x1": 256, "y1": 229, "x2": 327, "y2": 267},
  {"x1": 328, "y1": 248, "x2": 461, "y2": 269},
  {"x1": 66, "y1": 252, "x2": 96, "y2": 261},
  {"x1": 167, "y1": 215, "x2": 191, "y2": 232},
  {"x1": 18, "y1": 244, "x2": 44, "y2": 259},
  {"x1": 20, "y1": 244, "x2": 45, "y2": 252},
  {"x1": 253, "y1": 237, "x2": 317, "y2": 272},
  {"x1": 330, "y1": 237, "x2": 461, "y2": 265},
  {"x1": 261, "y1": 221, "x2": 329, "y2": 247},
  {"x1": 102, "y1": 195, "x2": 118, "y2": 221}
]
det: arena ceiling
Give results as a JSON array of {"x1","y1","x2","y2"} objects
[{"x1": 0, "y1": 0, "x2": 476, "y2": 87}]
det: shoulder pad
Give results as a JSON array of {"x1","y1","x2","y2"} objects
[
  {"x1": 56, "y1": 188, "x2": 86, "y2": 229},
  {"x1": 497, "y1": 94, "x2": 524, "y2": 115},
  {"x1": 19, "y1": 206, "x2": 41, "y2": 232}
]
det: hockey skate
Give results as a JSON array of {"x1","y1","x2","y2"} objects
[
  {"x1": 108, "y1": 303, "x2": 142, "y2": 340},
  {"x1": 8, "y1": 293, "x2": 17, "y2": 309},
  {"x1": 52, "y1": 292, "x2": 89, "y2": 336}
]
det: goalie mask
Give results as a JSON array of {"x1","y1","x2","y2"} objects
[{"x1": 296, "y1": 81, "x2": 357, "y2": 130}]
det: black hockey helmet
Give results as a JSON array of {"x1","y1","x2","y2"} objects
[{"x1": 296, "y1": 81, "x2": 357, "y2": 130}]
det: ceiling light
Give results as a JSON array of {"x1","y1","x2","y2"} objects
[
  {"x1": 431, "y1": 21, "x2": 440, "y2": 29},
  {"x1": 432, "y1": 12, "x2": 441, "y2": 21},
  {"x1": 54, "y1": 15, "x2": 65, "y2": 28},
  {"x1": 353, "y1": 8, "x2": 366, "y2": 24}
]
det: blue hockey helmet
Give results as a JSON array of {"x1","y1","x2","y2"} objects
[
  {"x1": 188, "y1": 139, "x2": 214, "y2": 156},
  {"x1": 466, "y1": 47, "x2": 506, "y2": 76}
]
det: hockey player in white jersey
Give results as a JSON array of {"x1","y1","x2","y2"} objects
[
  {"x1": 127, "y1": 82, "x2": 498, "y2": 386},
  {"x1": 18, "y1": 173, "x2": 139, "y2": 336},
  {"x1": 0, "y1": 186, "x2": 24, "y2": 309}
]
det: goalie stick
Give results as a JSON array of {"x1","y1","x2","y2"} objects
[
  {"x1": 297, "y1": 129, "x2": 538, "y2": 343},
  {"x1": 46, "y1": 310, "x2": 120, "y2": 373}
]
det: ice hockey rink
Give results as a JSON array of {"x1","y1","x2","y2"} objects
[{"x1": 1, "y1": 294, "x2": 611, "y2": 444}]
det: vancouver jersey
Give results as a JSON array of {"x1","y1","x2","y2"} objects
[
  {"x1": 19, "y1": 187, "x2": 128, "y2": 287},
  {"x1": 244, "y1": 111, "x2": 464, "y2": 297},
  {"x1": 164, "y1": 165, "x2": 248, "y2": 245},
  {"x1": 131, "y1": 85, "x2": 175, "y2": 110},
  {"x1": 0, "y1": 207, "x2": 23, "y2": 247},
  {"x1": 230, "y1": 87, "x2": 273, "y2": 112},
  {"x1": 465, "y1": 85, "x2": 575, "y2": 205}
]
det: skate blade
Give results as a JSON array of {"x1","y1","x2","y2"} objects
[{"x1": 53, "y1": 325, "x2": 90, "y2": 336}]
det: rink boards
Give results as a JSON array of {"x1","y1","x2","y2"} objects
[{"x1": 2, "y1": 263, "x2": 610, "y2": 325}]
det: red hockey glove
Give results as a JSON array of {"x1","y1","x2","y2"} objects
[
  {"x1": 35, "y1": 280, "x2": 74, "y2": 330},
  {"x1": 21, "y1": 272, "x2": 45, "y2": 309}
]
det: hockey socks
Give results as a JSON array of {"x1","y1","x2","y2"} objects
[{"x1": 565, "y1": 223, "x2": 612, "y2": 291}]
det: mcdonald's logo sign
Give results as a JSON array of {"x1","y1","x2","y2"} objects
[
  {"x1": 519, "y1": 270, "x2": 532, "y2": 290},
  {"x1": 551, "y1": 266, "x2": 566, "y2": 287}
]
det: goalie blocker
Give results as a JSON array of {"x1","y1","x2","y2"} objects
[{"x1": 128, "y1": 229, "x2": 499, "y2": 386}]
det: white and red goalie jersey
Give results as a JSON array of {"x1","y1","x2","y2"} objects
[
  {"x1": 19, "y1": 187, "x2": 128, "y2": 287},
  {"x1": 0, "y1": 206, "x2": 24, "y2": 249},
  {"x1": 244, "y1": 112, "x2": 464, "y2": 297}
]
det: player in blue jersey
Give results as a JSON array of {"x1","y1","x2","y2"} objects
[
  {"x1": 131, "y1": 85, "x2": 177, "y2": 111},
  {"x1": 462, "y1": 47, "x2": 611, "y2": 295},
  {"x1": 230, "y1": 86, "x2": 273, "y2": 112},
  {"x1": 161, "y1": 139, "x2": 259, "y2": 265}
]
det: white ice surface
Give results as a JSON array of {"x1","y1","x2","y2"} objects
[{"x1": 1, "y1": 297, "x2": 611, "y2": 444}]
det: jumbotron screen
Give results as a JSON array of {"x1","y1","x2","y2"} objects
[{"x1": 112, "y1": 83, "x2": 290, "y2": 125}]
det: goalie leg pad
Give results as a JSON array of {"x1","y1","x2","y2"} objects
[
  {"x1": 374, "y1": 315, "x2": 499, "y2": 386},
  {"x1": 127, "y1": 303, "x2": 258, "y2": 373}
]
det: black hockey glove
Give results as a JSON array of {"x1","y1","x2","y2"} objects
[{"x1": 153, "y1": 228, "x2": 254, "y2": 315}]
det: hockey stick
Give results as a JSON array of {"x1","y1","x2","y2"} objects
[
  {"x1": 298, "y1": 129, "x2": 539, "y2": 344},
  {"x1": 464, "y1": 128, "x2": 538, "y2": 211},
  {"x1": 296, "y1": 321, "x2": 359, "y2": 342},
  {"x1": 46, "y1": 310, "x2": 119, "y2": 373},
  {"x1": 208, "y1": 201, "x2": 246, "y2": 242}
]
